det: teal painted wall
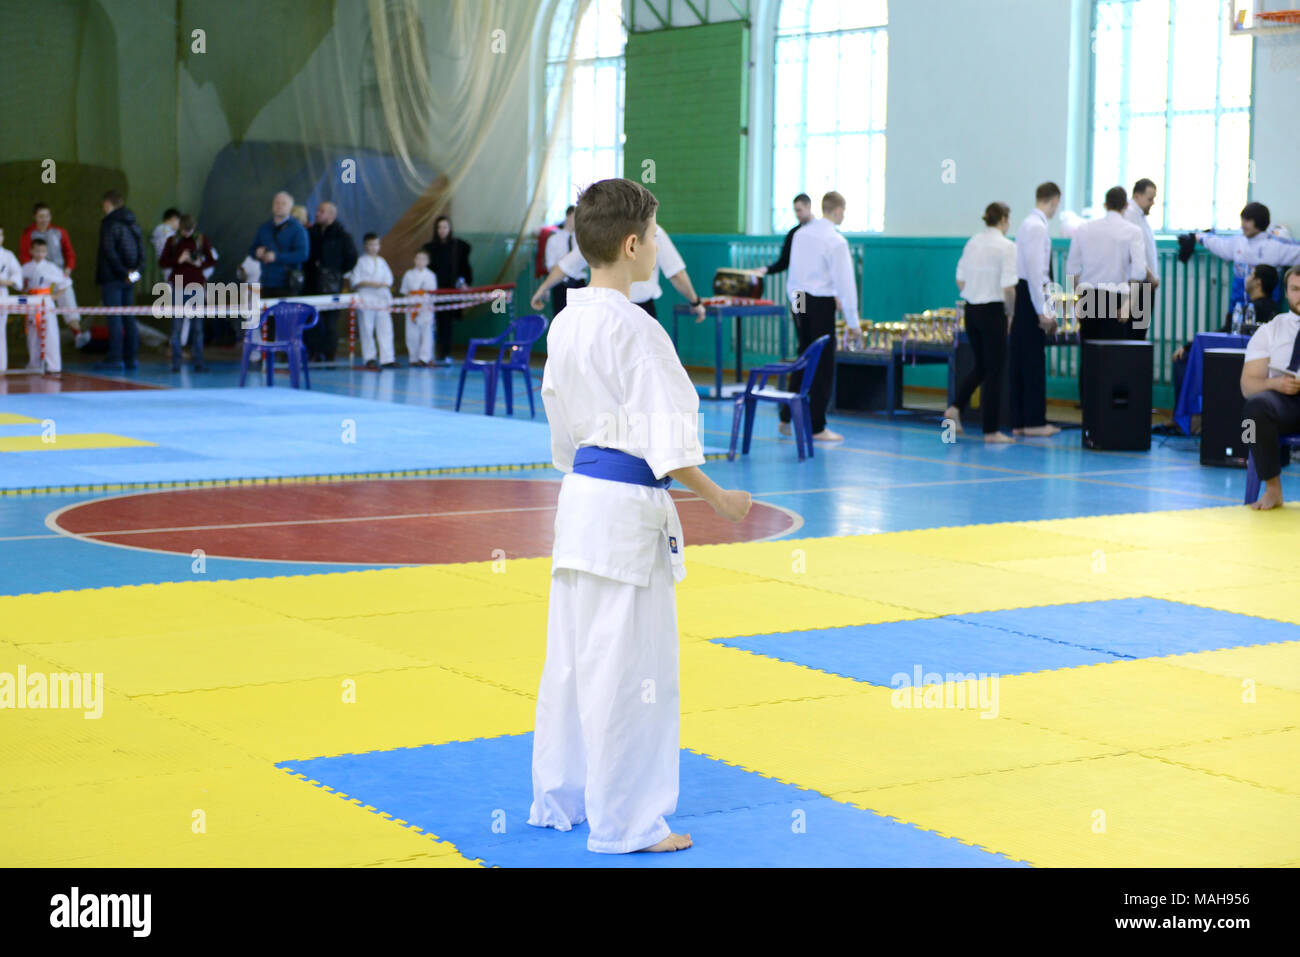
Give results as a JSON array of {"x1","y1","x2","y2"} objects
[{"x1": 622, "y1": 22, "x2": 748, "y2": 233}]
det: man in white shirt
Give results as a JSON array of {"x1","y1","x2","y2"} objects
[
  {"x1": 1123, "y1": 178, "x2": 1160, "y2": 296},
  {"x1": 530, "y1": 225, "x2": 706, "y2": 322},
  {"x1": 1240, "y1": 266, "x2": 1300, "y2": 510},
  {"x1": 781, "y1": 191, "x2": 863, "y2": 443},
  {"x1": 946, "y1": 202, "x2": 1017, "y2": 441},
  {"x1": 530, "y1": 177, "x2": 750, "y2": 854},
  {"x1": 347, "y1": 232, "x2": 395, "y2": 368},
  {"x1": 1008, "y1": 182, "x2": 1063, "y2": 437},
  {"x1": 543, "y1": 205, "x2": 585, "y2": 315}
]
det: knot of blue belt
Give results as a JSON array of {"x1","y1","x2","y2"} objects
[{"x1": 572, "y1": 447, "x2": 671, "y2": 488}]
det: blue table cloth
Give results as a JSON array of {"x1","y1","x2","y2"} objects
[{"x1": 1174, "y1": 332, "x2": 1250, "y2": 434}]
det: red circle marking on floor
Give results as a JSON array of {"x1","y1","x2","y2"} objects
[{"x1": 51, "y1": 478, "x2": 798, "y2": 565}]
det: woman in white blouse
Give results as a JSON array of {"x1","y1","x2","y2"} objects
[{"x1": 945, "y1": 203, "x2": 1018, "y2": 442}]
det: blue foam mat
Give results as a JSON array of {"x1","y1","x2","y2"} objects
[
  {"x1": 714, "y1": 598, "x2": 1300, "y2": 685},
  {"x1": 280, "y1": 734, "x2": 1025, "y2": 867}
]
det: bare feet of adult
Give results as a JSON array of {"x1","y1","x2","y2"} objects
[
  {"x1": 1020, "y1": 424, "x2": 1060, "y2": 437},
  {"x1": 813, "y1": 429, "x2": 844, "y2": 442},
  {"x1": 1251, "y1": 479, "x2": 1284, "y2": 510},
  {"x1": 943, "y1": 406, "x2": 963, "y2": 433},
  {"x1": 983, "y1": 432, "x2": 1014, "y2": 444},
  {"x1": 778, "y1": 421, "x2": 792, "y2": 437},
  {"x1": 641, "y1": 832, "x2": 693, "y2": 852}
]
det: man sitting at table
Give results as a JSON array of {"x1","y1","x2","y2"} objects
[
  {"x1": 1240, "y1": 265, "x2": 1300, "y2": 510},
  {"x1": 1172, "y1": 264, "x2": 1280, "y2": 399}
]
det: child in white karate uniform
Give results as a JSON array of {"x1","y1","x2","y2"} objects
[
  {"x1": 529, "y1": 178, "x2": 752, "y2": 854},
  {"x1": 0, "y1": 228, "x2": 22, "y2": 372},
  {"x1": 399, "y1": 249, "x2": 437, "y2": 366},
  {"x1": 348, "y1": 232, "x2": 395, "y2": 368},
  {"x1": 21, "y1": 238, "x2": 80, "y2": 374}
]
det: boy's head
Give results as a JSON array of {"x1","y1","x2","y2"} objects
[
  {"x1": 364, "y1": 232, "x2": 380, "y2": 255},
  {"x1": 574, "y1": 178, "x2": 659, "y2": 282},
  {"x1": 413, "y1": 249, "x2": 430, "y2": 269},
  {"x1": 179, "y1": 214, "x2": 196, "y2": 236},
  {"x1": 1247, "y1": 263, "x2": 1278, "y2": 301},
  {"x1": 30, "y1": 237, "x2": 48, "y2": 261},
  {"x1": 1241, "y1": 202, "x2": 1269, "y2": 238},
  {"x1": 102, "y1": 190, "x2": 124, "y2": 215},
  {"x1": 1103, "y1": 185, "x2": 1128, "y2": 213},
  {"x1": 1035, "y1": 181, "x2": 1062, "y2": 217},
  {"x1": 33, "y1": 204, "x2": 52, "y2": 230},
  {"x1": 563, "y1": 205, "x2": 576, "y2": 231},
  {"x1": 162, "y1": 207, "x2": 181, "y2": 228}
]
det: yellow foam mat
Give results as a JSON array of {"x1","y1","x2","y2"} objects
[
  {"x1": 682, "y1": 690, "x2": 1122, "y2": 795},
  {"x1": 0, "y1": 764, "x2": 477, "y2": 867},
  {"x1": 6, "y1": 505, "x2": 1299, "y2": 866},
  {"x1": 995, "y1": 658, "x2": 1300, "y2": 751},
  {"x1": 1146, "y1": 728, "x2": 1300, "y2": 797},
  {"x1": 0, "y1": 413, "x2": 41, "y2": 425},
  {"x1": 0, "y1": 433, "x2": 155, "y2": 452},
  {"x1": 37, "y1": 619, "x2": 426, "y2": 696},
  {"x1": 1161, "y1": 640, "x2": 1300, "y2": 692},
  {"x1": 837, "y1": 753, "x2": 1300, "y2": 867},
  {"x1": 141, "y1": 667, "x2": 536, "y2": 763}
]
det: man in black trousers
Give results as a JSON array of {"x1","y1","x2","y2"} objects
[
  {"x1": 1008, "y1": 182, "x2": 1063, "y2": 437},
  {"x1": 304, "y1": 201, "x2": 358, "y2": 362},
  {"x1": 780, "y1": 191, "x2": 862, "y2": 443}
]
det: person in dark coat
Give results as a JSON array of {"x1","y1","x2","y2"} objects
[
  {"x1": 421, "y1": 215, "x2": 473, "y2": 364},
  {"x1": 94, "y1": 190, "x2": 146, "y2": 371},
  {"x1": 304, "y1": 201, "x2": 359, "y2": 361}
]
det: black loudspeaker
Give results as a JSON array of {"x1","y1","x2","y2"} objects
[
  {"x1": 1200, "y1": 348, "x2": 1249, "y2": 467},
  {"x1": 1081, "y1": 340, "x2": 1152, "y2": 450}
]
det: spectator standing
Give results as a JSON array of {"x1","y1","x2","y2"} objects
[
  {"x1": 304, "y1": 201, "x2": 358, "y2": 362},
  {"x1": 421, "y1": 215, "x2": 473, "y2": 365},
  {"x1": 159, "y1": 214, "x2": 216, "y2": 372},
  {"x1": 94, "y1": 190, "x2": 146, "y2": 372}
]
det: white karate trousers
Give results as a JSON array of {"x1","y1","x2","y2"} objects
[
  {"x1": 358, "y1": 308, "x2": 395, "y2": 364},
  {"x1": 529, "y1": 536, "x2": 681, "y2": 853},
  {"x1": 25, "y1": 296, "x2": 62, "y2": 373},
  {"x1": 405, "y1": 309, "x2": 434, "y2": 364}
]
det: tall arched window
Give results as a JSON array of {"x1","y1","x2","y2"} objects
[
  {"x1": 1091, "y1": 0, "x2": 1252, "y2": 231},
  {"x1": 773, "y1": 0, "x2": 888, "y2": 233},
  {"x1": 544, "y1": 0, "x2": 626, "y2": 224}
]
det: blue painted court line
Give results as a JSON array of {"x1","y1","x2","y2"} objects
[
  {"x1": 714, "y1": 598, "x2": 1300, "y2": 685},
  {"x1": 280, "y1": 734, "x2": 1025, "y2": 867}
]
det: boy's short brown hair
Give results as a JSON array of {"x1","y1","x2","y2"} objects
[
  {"x1": 822, "y1": 191, "x2": 846, "y2": 214},
  {"x1": 574, "y1": 178, "x2": 659, "y2": 267}
]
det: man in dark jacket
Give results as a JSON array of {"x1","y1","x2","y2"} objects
[
  {"x1": 304, "y1": 201, "x2": 358, "y2": 361},
  {"x1": 94, "y1": 190, "x2": 146, "y2": 371},
  {"x1": 248, "y1": 191, "x2": 309, "y2": 298},
  {"x1": 757, "y1": 193, "x2": 813, "y2": 277}
]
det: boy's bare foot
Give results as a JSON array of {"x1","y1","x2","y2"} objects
[
  {"x1": 1020, "y1": 424, "x2": 1060, "y2": 436},
  {"x1": 777, "y1": 421, "x2": 792, "y2": 437},
  {"x1": 1251, "y1": 482, "x2": 1284, "y2": 510},
  {"x1": 1012, "y1": 428, "x2": 1024, "y2": 436},
  {"x1": 641, "y1": 832, "x2": 692, "y2": 852},
  {"x1": 983, "y1": 431, "x2": 1014, "y2": 443},
  {"x1": 812, "y1": 429, "x2": 843, "y2": 442},
  {"x1": 943, "y1": 406, "x2": 963, "y2": 433}
]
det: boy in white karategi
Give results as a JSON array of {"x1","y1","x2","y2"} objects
[
  {"x1": 529, "y1": 178, "x2": 752, "y2": 854},
  {"x1": 348, "y1": 232, "x2": 395, "y2": 368},
  {"x1": 0, "y1": 228, "x2": 23, "y2": 372},
  {"x1": 399, "y1": 249, "x2": 437, "y2": 366},
  {"x1": 21, "y1": 238, "x2": 80, "y2": 374}
]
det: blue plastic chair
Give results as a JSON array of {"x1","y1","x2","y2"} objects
[
  {"x1": 455, "y1": 314, "x2": 547, "y2": 417},
  {"x1": 728, "y1": 334, "x2": 831, "y2": 462},
  {"x1": 239, "y1": 302, "x2": 319, "y2": 389},
  {"x1": 1244, "y1": 433, "x2": 1300, "y2": 504}
]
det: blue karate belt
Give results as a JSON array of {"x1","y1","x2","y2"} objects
[{"x1": 572, "y1": 447, "x2": 671, "y2": 488}]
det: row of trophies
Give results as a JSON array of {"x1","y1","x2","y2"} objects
[{"x1": 837, "y1": 296, "x2": 1084, "y2": 351}]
